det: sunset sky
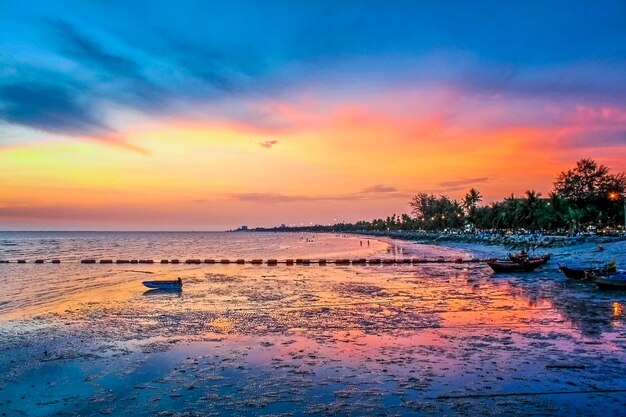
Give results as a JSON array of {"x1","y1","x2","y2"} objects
[{"x1": 1, "y1": 1, "x2": 626, "y2": 230}]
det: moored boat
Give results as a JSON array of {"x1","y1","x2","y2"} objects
[
  {"x1": 486, "y1": 259, "x2": 544, "y2": 273},
  {"x1": 142, "y1": 278, "x2": 183, "y2": 290},
  {"x1": 558, "y1": 261, "x2": 616, "y2": 280},
  {"x1": 588, "y1": 271, "x2": 626, "y2": 290},
  {"x1": 508, "y1": 252, "x2": 528, "y2": 263},
  {"x1": 509, "y1": 253, "x2": 551, "y2": 265}
]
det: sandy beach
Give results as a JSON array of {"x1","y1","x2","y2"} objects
[{"x1": 1, "y1": 232, "x2": 626, "y2": 416}]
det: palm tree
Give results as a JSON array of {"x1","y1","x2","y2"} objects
[
  {"x1": 520, "y1": 190, "x2": 542, "y2": 231},
  {"x1": 463, "y1": 188, "x2": 483, "y2": 230},
  {"x1": 463, "y1": 188, "x2": 483, "y2": 211}
]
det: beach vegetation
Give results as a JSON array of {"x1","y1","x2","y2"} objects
[{"x1": 249, "y1": 159, "x2": 626, "y2": 236}]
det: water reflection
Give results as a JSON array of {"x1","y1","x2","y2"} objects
[
  {"x1": 493, "y1": 270, "x2": 626, "y2": 338},
  {"x1": 143, "y1": 288, "x2": 183, "y2": 297},
  {"x1": 3, "y1": 239, "x2": 626, "y2": 416}
]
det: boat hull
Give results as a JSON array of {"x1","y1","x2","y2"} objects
[
  {"x1": 594, "y1": 277, "x2": 626, "y2": 290},
  {"x1": 142, "y1": 280, "x2": 183, "y2": 290},
  {"x1": 559, "y1": 264, "x2": 616, "y2": 280},
  {"x1": 487, "y1": 259, "x2": 543, "y2": 273},
  {"x1": 588, "y1": 271, "x2": 626, "y2": 290}
]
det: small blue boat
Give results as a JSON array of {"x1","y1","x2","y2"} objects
[{"x1": 142, "y1": 278, "x2": 183, "y2": 290}]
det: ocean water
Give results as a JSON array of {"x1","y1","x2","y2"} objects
[
  {"x1": 0, "y1": 232, "x2": 393, "y2": 319},
  {"x1": 1, "y1": 232, "x2": 626, "y2": 416},
  {"x1": 0, "y1": 231, "x2": 395, "y2": 262}
]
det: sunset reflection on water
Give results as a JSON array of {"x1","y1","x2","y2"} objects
[{"x1": 1, "y1": 234, "x2": 626, "y2": 416}]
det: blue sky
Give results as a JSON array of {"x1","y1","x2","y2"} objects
[{"x1": 2, "y1": 0, "x2": 625, "y2": 143}]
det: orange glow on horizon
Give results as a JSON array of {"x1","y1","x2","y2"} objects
[{"x1": 2, "y1": 93, "x2": 626, "y2": 229}]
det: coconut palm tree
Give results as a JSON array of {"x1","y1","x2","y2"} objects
[{"x1": 463, "y1": 188, "x2": 483, "y2": 230}]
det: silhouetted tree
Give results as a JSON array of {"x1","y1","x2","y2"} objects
[
  {"x1": 462, "y1": 188, "x2": 482, "y2": 229},
  {"x1": 554, "y1": 159, "x2": 626, "y2": 228}
]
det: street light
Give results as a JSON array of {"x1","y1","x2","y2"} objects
[{"x1": 609, "y1": 192, "x2": 626, "y2": 231}]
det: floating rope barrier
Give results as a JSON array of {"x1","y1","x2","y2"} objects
[{"x1": 2, "y1": 257, "x2": 492, "y2": 265}]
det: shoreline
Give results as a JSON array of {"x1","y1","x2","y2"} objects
[
  {"x1": 346, "y1": 229, "x2": 626, "y2": 250},
  {"x1": 357, "y1": 231, "x2": 626, "y2": 272}
]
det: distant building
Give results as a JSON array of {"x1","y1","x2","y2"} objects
[{"x1": 240, "y1": 225, "x2": 248, "y2": 231}]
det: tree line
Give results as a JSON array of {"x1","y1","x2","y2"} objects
[{"x1": 248, "y1": 159, "x2": 626, "y2": 235}]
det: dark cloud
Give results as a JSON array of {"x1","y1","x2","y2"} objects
[
  {"x1": 48, "y1": 20, "x2": 165, "y2": 111},
  {"x1": 49, "y1": 19, "x2": 140, "y2": 79},
  {"x1": 0, "y1": 82, "x2": 148, "y2": 153},
  {"x1": 259, "y1": 140, "x2": 278, "y2": 149},
  {"x1": 0, "y1": 82, "x2": 107, "y2": 136},
  {"x1": 164, "y1": 37, "x2": 265, "y2": 93},
  {"x1": 0, "y1": 20, "x2": 165, "y2": 148}
]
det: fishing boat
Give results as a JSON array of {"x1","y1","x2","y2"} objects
[
  {"x1": 558, "y1": 261, "x2": 616, "y2": 280},
  {"x1": 588, "y1": 271, "x2": 626, "y2": 290},
  {"x1": 509, "y1": 253, "x2": 551, "y2": 265},
  {"x1": 486, "y1": 259, "x2": 544, "y2": 273},
  {"x1": 508, "y1": 252, "x2": 528, "y2": 262},
  {"x1": 142, "y1": 278, "x2": 183, "y2": 290}
]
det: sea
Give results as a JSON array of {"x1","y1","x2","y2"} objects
[{"x1": 1, "y1": 231, "x2": 625, "y2": 416}]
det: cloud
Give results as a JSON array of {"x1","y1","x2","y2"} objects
[
  {"x1": 0, "y1": 82, "x2": 107, "y2": 136},
  {"x1": 46, "y1": 19, "x2": 166, "y2": 113},
  {"x1": 360, "y1": 184, "x2": 398, "y2": 193},
  {"x1": 436, "y1": 177, "x2": 490, "y2": 192},
  {"x1": 2, "y1": 3, "x2": 625, "y2": 152},
  {"x1": 229, "y1": 193, "x2": 311, "y2": 204},
  {"x1": 0, "y1": 204, "x2": 146, "y2": 221},
  {"x1": 163, "y1": 35, "x2": 267, "y2": 93},
  {"x1": 259, "y1": 140, "x2": 278, "y2": 149},
  {"x1": 459, "y1": 63, "x2": 626, "y2": 105},
  {"x1": 554, "y1": 129, "x2": 626, "y2": 149},
  {"x1": 228, "y1": 187, "x2": 410, "y2": 204},
  {"x1": 0, "y1": 82, "x2": 148, "y2": 153},
  {"x1": 49, "y1": 19, "x2": 140, "y2": 80}
]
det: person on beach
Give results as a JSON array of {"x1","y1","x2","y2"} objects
[
  {"x1": 360, "y1": 240, "x2": 363, "y2": 246},
  {"x1": 367, "y1": 240, "x2": 370, "y2": 246}
]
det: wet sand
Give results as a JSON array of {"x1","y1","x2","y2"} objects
[{"x1": 1, "y1": 236, "x2": 626, "y2": 416}]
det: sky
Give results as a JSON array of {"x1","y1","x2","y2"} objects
[{"x1": 1, "y1": 1, "x2": 626, "y2": 230}]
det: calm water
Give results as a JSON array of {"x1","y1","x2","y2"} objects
[
  {"x1": 1, "y1": 232, "x2": 626, "y2": 416},
  {"x1": 0, "y1": 231, "x2": 394, "y2": 318},
  {"x1": 0, "y1": 231, "x2": 394, "y2": 261}
]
